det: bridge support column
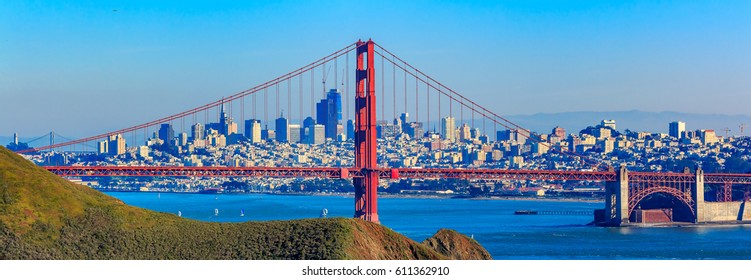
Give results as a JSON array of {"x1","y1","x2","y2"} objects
[
  {"x1": 353, "y1": 39, "x2": 379, "y2": 223},
  {"x1": 605, "y1": 166, "x2": 629, "y2": 226},
  {"x1": 693, "y1": 167, "x2": 705, "y2": 223}
]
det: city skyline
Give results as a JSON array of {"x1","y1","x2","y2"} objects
[
  {"x1": 5, "y1": 1, "x2": 751, "y2": 268},
  {"x1": 2, "y1": 1, "x2": 750, "y2": 138}
]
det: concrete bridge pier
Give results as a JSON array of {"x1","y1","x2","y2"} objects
[
  {"x1": 605, "y1": 166, "x2": 629, "y2": 226},
  {"x1": 693, "y1": 167, "x2": 705, "y2": 223}
]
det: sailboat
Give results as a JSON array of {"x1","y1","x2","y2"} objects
[
  {"x1": 177, "y1": 211, "x2": 182, "y2": 217},
  {"x1": 214, "y1": 208, "x2": 219, "y2": 216},
  {"x1": 240, "y1": 209, "x2": 245, "y2": 217}
]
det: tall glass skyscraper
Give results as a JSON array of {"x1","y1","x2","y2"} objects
[
  {"x1": 275, "y1": 112, "x2": 288, "y2": 143},
  {"x1": 158, "y1": 123, "x2": 174, "y2": 146},
  {"x1": 316, "y1": 89, "x2": 342, "y2": 139}
]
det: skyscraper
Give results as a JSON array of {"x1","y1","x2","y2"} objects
[
  {"x1": 400, "y1": 113, "x2": 409, "y2": 125},
  {"x1": 669, "y1": 121, "x2": 686, "y2": 139},
  {"x1": 191, "y1": 123, "x2": 204, "y2": 141},
  {"x1": 497, "y1": 129, "x2": 527, "y2": 143},
  {"x1": 459, "y1": 123, "x2": 471, "y2": 141},
  {"x1": 313, "y1": 124, "x2": 325, "y2": 144},
  {"x1": 158, "y1": 124, "x2": 174, "y2": 146},
  {"x1": 288, "y1": 124, "x2": 301, "y2": 143},
  {"x1": 176, "y1": 132, "x2": 187, "y2": 146},
  {"x1": 97, "y1": 140, "x2": 108, "y2": 154},
  {"x1": 316, "y1": 89, "x2": 343, "y2": 139},
  {"x1": 219, "y1": 99, "x2": 230, "y2": 135},
  {"x1": 346, "y1": 120, "x2": 355, "y2": 141},
  {"x1": 275, "y1": 113, "x2": 288, "y2": 142},
  {"x1": 107, "y1": 134, "x2": 126, "y2": 156},
  {"x1": 440, "y1": 117, "x2": 456, "y2": 142},
  {"x1": 302, "y1": 117, "x2": 316, "y2": 143},
  {"x1": 245, "y1": 119, "x2": 262, "y2": 143}
]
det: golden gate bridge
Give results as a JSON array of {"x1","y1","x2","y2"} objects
[{"x1": 17, "y1": 40, "x2": 751, "y2": 226}]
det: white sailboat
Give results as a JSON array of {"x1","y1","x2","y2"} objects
[
  {"x1": 214, "y1": 208, "x2": 219, "y2": 216},
  {"x1": 240, "y1": 209, "x2": 245, "y2": 217}
]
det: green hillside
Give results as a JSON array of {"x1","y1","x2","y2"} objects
[{"x1": 0, "y1": 147, "x2": 489, "y2": 260}]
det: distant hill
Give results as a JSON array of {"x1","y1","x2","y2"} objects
[
  {"x1": 504, "y1": 110, "x2": 751, "y2": 135},
  {"x1": 0, "y1": 146, "x2": 490, "y2": 260}
]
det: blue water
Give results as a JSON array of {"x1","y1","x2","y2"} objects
[{"x1": 107, "y1": 192, "x2": 751, "y2": 259}]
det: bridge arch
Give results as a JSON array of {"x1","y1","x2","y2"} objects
[{"x1": 628, "y1": 185, "x2": 695, "y2": 221}]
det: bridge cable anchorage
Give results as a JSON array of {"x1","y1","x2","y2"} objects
[
  {"x1": 373, "y1": 47, "x2": 601, "y2": 169},
  {"x1": 16, "y1": 43, "x2": 357, "y2": 154}
]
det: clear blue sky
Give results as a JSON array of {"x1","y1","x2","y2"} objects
[{"x1": 1, "y1": 1, "x2": 750, "y2": 137}]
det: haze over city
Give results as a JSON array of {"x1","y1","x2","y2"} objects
[{"x1": 1, "y1": 1, "x2": 749, "y2": 138}]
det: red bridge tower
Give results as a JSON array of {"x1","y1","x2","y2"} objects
[{"x1": 354, "y1": 40, "x2": 379, "y2": 223}]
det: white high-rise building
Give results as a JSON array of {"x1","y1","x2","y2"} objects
[
  {"x1": 313, "y1": 124, "x2": 325, "y2": 144},
  {"x1": 669, "y1": 121, "x2": 686, "y2": 139},
  {"x1": 245, "y1": 119, "x2": 262, "y2": 143},
  {"x1": 288, "y1": 124, "x2": 301, "y2": 143},
  {"x1": 191, "y1": 123, "x2": 204, "y2": 141},
  {"x1": 441, "y1": 117, "x2": 456, "y2": 142},
  {"x1": 601, "y1": 120, "x2": 616, "y2": 130},
  {"x1": 97, "y1": 140, "x2": 108, "y2": 154},
  {"x1": 107, "y1": 134, "x2": 126, "y2": 156}
]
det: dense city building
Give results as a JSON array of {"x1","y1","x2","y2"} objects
[
  {"x1": 244, "y1": 119, "x2": 261, "y2": 143},
  {"x1": 441, "y1": 116, "x2": 456, "y2": 142},
  {"x1": 669, "y1": 121, "x2": 686, "y2": 139},
  {"x1": 316, "y1": 89, "x2": 343, "y2": 139},
  {"x1": 275, "y1": 113, "x2": 288, "y2": 143},
  {"x1": 158, "y1": 124, "x2": 174, "y2": 147}
]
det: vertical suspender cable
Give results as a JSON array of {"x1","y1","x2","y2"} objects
[
  {"x1": 381, "y1": 53, "x2": 385, "y2": 122},
  {"x1": 393, "y1": 55, "x2": 396, "y2": 124}
]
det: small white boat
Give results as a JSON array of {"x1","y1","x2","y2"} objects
[
  {"x1": 214, "y1": 208, "x2": 219, "y2": 216},
  {"x1": 177, "y1": 211, "x2": 182, "y2": 217},
  {"x1": 240, "y1": 209, "x2": 245, "y2": 217},
  {"x1": 320, "y1": 208, "x2": 328, "y2": 218}
]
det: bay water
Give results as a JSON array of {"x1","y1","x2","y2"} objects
[{"x1": 107, "y1": 192, "x2": 751, "y2": 259}]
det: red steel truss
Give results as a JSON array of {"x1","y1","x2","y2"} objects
[
  {"x1": 44, "y1": 166, "x2": 348, "y2": 178},
  {"x1": 43, "y1": 166, "x2": 751, "y2": 185}
]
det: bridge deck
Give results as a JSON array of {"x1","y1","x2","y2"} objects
[{"x1": 42, "y1": 166, "x2": 751, "y2": 184}]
